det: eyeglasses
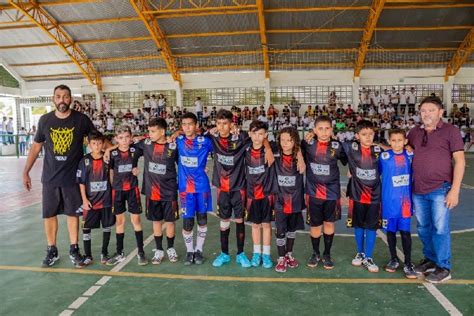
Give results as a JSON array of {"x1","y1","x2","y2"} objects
[{"x1": 421, "y1": 130, "x2": 428, "y2": 147}]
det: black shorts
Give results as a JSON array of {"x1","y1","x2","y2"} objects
[
  {"x1": 275, "y1": 212, "x2": 305, "y2": 234},
  {"x1": 216, "y1": 189, "x2": 246, "y2": 220},
  {"x1": 112, "y1": 188, "x2": 142, "y2": 215},
  {"x1": 146, "y1": 199, "x2": 179, "y2": 222},
  {"x1": 83, "y1": 207, "x2": 115, "y2": 229},
  {"x1": 306, "y1": 196, "x2": 341, "y2": 227},
  {"x1": 408, "y1": 104, "x2": 415, "y2": 114},
  {"x1": 42, "y1": 184, "x2": 82, "y2": 218},
  {"x1": 246, "y1": 196, "x2": 273, "y2": 224},
  {"x1": 347, "y1": 199, "x2": 381, "y2": 230}
]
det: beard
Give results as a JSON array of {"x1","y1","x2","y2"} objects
[{"x1": 55, "y1": 102, "x2": 71, "y2": 113}]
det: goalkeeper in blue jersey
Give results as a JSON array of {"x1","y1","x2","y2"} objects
[{"x1": 379, "y1": 129, "x2": 416, "y2": 279}]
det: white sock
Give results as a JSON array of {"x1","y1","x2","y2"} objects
[
  {"x1": 182, "y1": 230, "x2": 194, "y2": 253},
  {"x1": 263, "y1": 245, "x2": 271, "y2": 255},
  {"x1": 195, "y1": 226, "x2": 207, "y2": 252},
  {"x1": 253, "y1": 244, "x2": 262, "y2": 254}
]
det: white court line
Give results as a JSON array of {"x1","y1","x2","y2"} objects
[
  {"x1": 376, "y1": 230, "x2": 462, "y2": 316},
  {"x1": 59, "y1": 233, "x2": 155, "y2": 315}
]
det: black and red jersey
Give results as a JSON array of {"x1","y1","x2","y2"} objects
[
  {"x1": 109, "y1": 146, "x2": 139, "y2": 191},
  {"x1": 302, "y1": 139, "x2": 347, "y2": 200},
  {"x1": 134, "y1": 139, "x2": 178, "y2": 201},
  {"x1": 342, "y1": 141, "x2": 382, "y2": 204},
  {"x1": 273, "y1": 152, "x2": 305, "y2": 214},
  {"x1": 245, "y1": 144, "x2": 276, "y2": 200},
  {"x1": 76, "y1": 153, "x2": 111, "y2": 209},
  {"x1": 209, "y1": 131, "x2": 250, "y2": 192}
]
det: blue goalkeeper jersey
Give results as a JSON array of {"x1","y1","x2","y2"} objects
[
  {"x1": 379, "y1": 149, "x2": 413, "y2": 219},
  {"x1": 176, "y1": 135, "x2": 213, "y2": 193}
]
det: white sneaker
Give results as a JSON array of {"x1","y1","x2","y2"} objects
[
  {"x1": 362, "y1": 257, "x2": 379, "y2": 273},
  {"x1": 352, "y1": 252, "x2": 365, "y2": 266},
  {"x1": 152, "y1": 249, "x2": 164, "y2": 265},
  {"x1": 166, "y1": 247, "x2": 178, "y2": 263}
]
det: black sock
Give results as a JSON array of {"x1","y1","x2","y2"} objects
[
  {"x1": 400, "y1": 231, "x2": 412, "y2": 265},
  {"x1": 116, "y1": 233, "x2": 125, "y2": 254},
  {"x1": 167, "y1": 236, "x2": 175, "y2": 249},
  {"x1": 154, "y1": 235, "x2": 163, "y2": 251},
  {"x1": 135, "y1": 230, "x2": 144, "y2": 254},
  {"x1": 102, "y1": 231, "x2": 111, "y2": 256},
  {"x1": 83, "y1": 229, "x2": 92, "y2": 257},
  {"x1": 220, "y1": 229, "x2": 230, "y2": 255},
  {"x1": 236, "y1": 222, "x2": 245, "y2": 254},
  {"x1": 386, "y1": 231, "x2": 398, "y2": 260},
  {"x1": 311, "y1": 236, "x2": 321, "y2": 255},
  {"x1": 323, "y1": 233, "x2": 334, "y2": 256},
  {"x1": 286, "y1": 237, "x2": 295, "y2": 254},
  {"x1": 69, "y1": 243, "x2": 79, "y2": 254}
]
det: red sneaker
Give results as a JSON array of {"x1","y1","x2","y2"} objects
[
  {"x1": 275, "y1": 256, "x2": 287, "y2": 273},
  {"x1": 286, "y1": 253, "x2": 299, "y2": 269}
]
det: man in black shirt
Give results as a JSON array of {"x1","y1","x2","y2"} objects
[{"x1": 23, "y1": 85, "x2": 96, "y2": 268}]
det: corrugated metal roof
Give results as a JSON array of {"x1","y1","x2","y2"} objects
[
  {"x1": 169, "y1": 34, "x2": 261, "y2": 54},
  {"x1": 268, "y1": 32, "x2": 363, "y2": 50},
  {"x1": 266, "y1": 11, "x2": 368, "y2": 29},
  {"x1": 63, "y1": 21, "x2": 150, "y2": 42},
  {"x1": 378, "y1": 7, "x2": 474, "y2": 28},
  {"x1": 370, "y1": 29, "x2": 470, "y2": 48},
  {"x1": 79, "y1": 40, "x2": 159, "y2": 59},
  {"x1": 45, "y1": 0, "x2": 137, "y2": 22}
]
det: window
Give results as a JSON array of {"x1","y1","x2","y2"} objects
[
  {"x1": 270, "y1": 86, "x2": 353, "y2": 105},
  {"x1": 183, "y1": 87, "x2": 265, "y2": 107},
  {"x1": 452, "y1": 84, "x2": 474, "y2": 103},
  {"x1": 361, "y1": 84, "x2": 443, "y2": 103}
]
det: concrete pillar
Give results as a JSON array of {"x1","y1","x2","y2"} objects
[
  {"x1": 175, "y1": 81, "x2": 183, "y2": 109},
  {"x1": 353, "y1": 77, "x2": 360, "y2": 109},
  {"x1": 264, "y1": 78, "x2": 271, "y2": 108},
  {"x1": 443, "y1": 76, "x2": 454, "y2": 114}
]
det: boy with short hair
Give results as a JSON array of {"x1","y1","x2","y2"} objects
[
  {"x1": 379, "y1": 129, "x2": 416, "y2": 278},
  {"x1": 134, "y1": 118, "x2": 179, "y2": 265},
  {"x1": 177, "y1": 112, "x2": 214, "y2": 265},
  {"x1": 344, "y1": 120, "x2": 382, "y2": 273},
  {"x1": 77, "y1": 131, "x2": 114, "y2": 265},
  {"x1": 302, "y1": 116, "x2": 347, "y2": 269},
  {"x1": 106, "y1": 125, "x2": 147, "y2": 266},
  {"x1": 246, "y1": 120, "x2": 275, "y2": 269}
]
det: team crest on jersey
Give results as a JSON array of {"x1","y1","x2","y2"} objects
[
  {"x1": 144, "y1": 139, "x2": 152, "y2": 145},
  {"x1": 197, "y1": 136, "x2": 205, "y2": 143},
  {"x1": 169, "y1": 142, "x2": 176, "y2": 150},
  {"x1": 130, "y1": 147, "x2": 136, "y2": 153},
  {"x1": 111, "y1": 150, "x2": 118, "y2": 156},
  {"x1": 407, "y1": 151, "x2": 414, "y2": 156},
  {"x1": 231, "y1": 133, "x2": 239, "y2": 141},
  {"x1": 177, "y1": 135, "x2": 184, "y2": 140},
  {"x1": 373, "y1": 146, "x2": 381, "y2": 152},
  {"x1": 331, "y1": 141, "x2": 339, "y2": 149},
  {"x1": 352, "y1": 142, "x2": 359, "y2": 151},
  {"x1": 84, "y1": 158, "x2": 90, "y2": 166},
  {"x1": 307, "y1": 139, "x2": 314, "y2": 145},
  {"x1": 381, "y1": 152, "x2": 390, "y2": 160}
]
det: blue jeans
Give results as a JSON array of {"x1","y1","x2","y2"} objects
[{"x1": 412, "y1": 183, "x2": 452, "y2": 270}]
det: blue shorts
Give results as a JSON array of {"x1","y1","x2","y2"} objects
[
  {"x1": 383, "y1": 217, "x2": 411, "y2": 233},
  {"x1": 179, "y1": 191, "x2": 213, "y2": 219}
]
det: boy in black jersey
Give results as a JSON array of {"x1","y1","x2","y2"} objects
[
  {"x1": 302, "y1": 116, "x2": 347, "y2": 269},
  {"x1": 134, "y1": 118, "x2": 179, "y2": 265},
  {"x1": 106, "y1": 125, "x2": 147, "y2": 266},
  {"x1": 77, "y1": 131, "x2": 114, "y2": 265}
]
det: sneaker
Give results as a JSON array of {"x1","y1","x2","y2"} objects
[
  {"x1": 362, "y1": 257, "x2": 379, "y2": 273},
  {"x1": 262, "y1": 254, "x2": 273, "y2": 269},
  {"x1": 403, "y1": 263, "x2": 417, "y2": 279},
  {"x1": 83, "y1": 256, "x2": 93, "y2": 266},
  {"x1": 236, "y1": 253, "x2": 251, "y2": 268},
  {"x1": 100, "y1": 254, "x2": 110, "y2": 265},
  {"x1": 384, "y1": 257, "x2": 400, "y2": 273},
  {"x1": 275, "y1": 256, "x2": 287, "y2": 273},
  {"x1": 194, "y1": 250, "x2": 204, "y2": 265},
  {"x1": 106, "y1": 252, "x2": 125, "y2": 266},
  {"x1": 251, "y1": 253, "x2": 262, "y2": 267},
  {"x1": 166, "y1": 248, "x2": 178, "y2": 263},
  {"x1": 351, "y1": 252, "x2": 365, "y2": 267},
  {"x1": 285, "y1": 253, "x2": 299, "y2": 269},
  {"x1": 184, "y1": 252, "x2": 194, "y2": 265},
  {"x1": 42, "y1": 246, "x2": 59, "y2": 267},
  {"x1": 414, "y1": 258, "x2": 436, "y2": 275},
  {"x1": 322, "y1": 255, "x2": 334, "y2": 270},
  {"x1": 425, "y1": 267, "x2": 451, "y2": 283},
  {"x1": 212, "y1": 252, "x2": 231, "y2": 267},
  {"x1": 69, "y1": 251, "x2": 85, "y2": 269},
  {"x1": 151, "y1": 249, "x2": 164, "y2": 265},
  {"x1": 137, "y1": 252, "x2": 148, "y2": 266},
  {"x1": 307, "y1": 252, "x2": 321, "y2": 268}
]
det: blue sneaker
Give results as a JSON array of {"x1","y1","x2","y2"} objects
[
  {"x1": 236, "y1": 252, "x2": 251, "y2": 268},
  {"x1": 251, "y1": 253, "x2": 262, "y2": 267},
  {"x1": 262, "y1": 254, "x2": 273, "y2": 269},
  {"x1": 212, "y1": 252, "x2": 231, "y2": 267}
]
